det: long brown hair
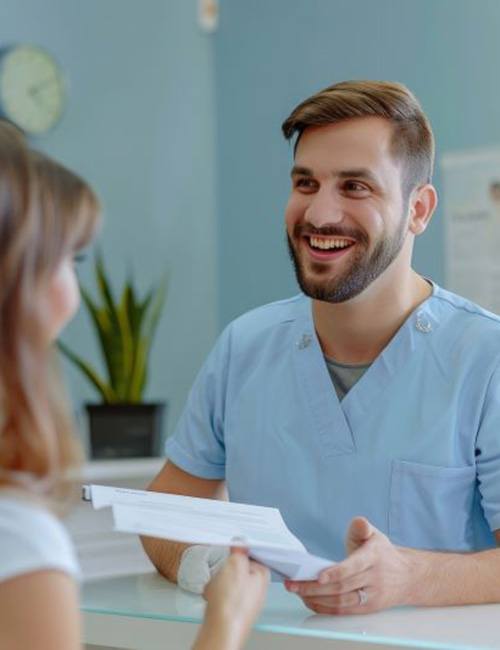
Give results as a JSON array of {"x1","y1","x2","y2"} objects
[{"x1": 0, "y1": 121, "x2": 100, "y2": 496}]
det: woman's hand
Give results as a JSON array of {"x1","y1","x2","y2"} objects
[{"x1": 193, "y1": 548, "x2": 269, "y2": 650}]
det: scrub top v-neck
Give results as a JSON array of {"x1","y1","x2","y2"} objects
[{"x1": 166, "y1": 284, "x2": 500, "y2": 560}]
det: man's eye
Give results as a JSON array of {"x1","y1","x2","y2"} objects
[
  {"x1": 344, "y1": 181, "x2": 369, "y2": 194},
  {"x1": 294, "y1": 177, "x2": 316, "y2": 190}
]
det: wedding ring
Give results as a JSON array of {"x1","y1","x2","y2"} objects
[{"x1": 357, "y1": 588, "x2": 368, "y2": 606}]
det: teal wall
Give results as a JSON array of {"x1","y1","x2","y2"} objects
[
  {"x1": 215, "y1": 0, "x2": 500, "y2": 324},
  {"x1": 0, "y1": 0, "x2": 217, "y2": 446},
  {"x1": 3, "y1": 1, "x2": 500, "y2": 447}
]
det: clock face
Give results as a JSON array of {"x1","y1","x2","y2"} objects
[{"x1": 0, "y1": 45, "x2": 66, "y2": 135}]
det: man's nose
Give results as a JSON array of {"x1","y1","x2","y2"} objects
[{"x1": 305, "y1": 188, "x2": 343, "y2": 228}]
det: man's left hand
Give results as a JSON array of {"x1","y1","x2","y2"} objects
[{"x1": 285, "y1": 517, "x2": 415, "y2": 614}]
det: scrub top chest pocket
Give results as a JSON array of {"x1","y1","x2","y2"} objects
[{"x1": 389, "y1": 459, "x2": 477, "y2": 551}]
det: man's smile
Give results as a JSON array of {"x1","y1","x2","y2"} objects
[
  {"x1": 309, "y1": 235, "x2": 355, "y2": 250},
  {"x1": 303, "y1": 234, "x2": 357, "y2": 261}
]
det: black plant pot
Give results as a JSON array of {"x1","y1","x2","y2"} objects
[{"x1": 85, "y1": 402, "x2": 166, "y2": 460}]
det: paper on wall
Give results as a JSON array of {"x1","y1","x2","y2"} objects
[{"x1": 442, "y1": 147, "x2": 500, "y2": 314}]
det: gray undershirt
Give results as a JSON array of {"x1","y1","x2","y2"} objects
[{"x1": 325, "y1": 356, "x2": 371, "y2": 401}]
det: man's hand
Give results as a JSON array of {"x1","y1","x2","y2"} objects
[{"x1": 285, "y1": 517, "x2": 415, "y2": 614}]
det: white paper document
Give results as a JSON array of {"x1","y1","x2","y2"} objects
[{"x1": 85, "y1": 484, "x2": 334, "y2": 580}]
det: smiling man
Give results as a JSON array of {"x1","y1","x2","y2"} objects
[{"x1": 143, "y1": 81, "x2": 500, "y2": 614}]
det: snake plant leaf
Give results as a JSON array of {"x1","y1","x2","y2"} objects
[
  {"x1": 144, "y1": 275, "x2": 167, "y2": 344},
  {"x1": 59, "y1": 255, "x2": 167, "y2": 404},
  {"x1": 80, "y1": 286, "x2": 119, "y2": 391},
  {"x1": 123, "y1": 276, "x2": 166, "y2": 401},
  {"x1": 123, "y1": 282, "x2": 140, "y2": 337},
  {"x1": 122, "y1": 284, "x2": 144, "y2": 401},
  {"x1": 95, "y1": 252, "x2": 119, "y2": 322},
  {"x1": 93, "y1": 256, "x2": 130, "y2": 396},
  {"x1": 127, "y1": 336, "x2": 148, "y2": 402},
  {"x1": 138, "y1": 351, "x2": 148, "y2": 398},
  {"x1": 57, "y1": 340, "x2": 117, "y2": 403},
  {"x1": 116, "y1": 285, "x2": 135, "y2": 399},
  {"x1": 137, "y1": 289, "x2": 154, "y2": 330},
  {"x1": 127, "y1": 276, "x2": 167, "y2": 401}
]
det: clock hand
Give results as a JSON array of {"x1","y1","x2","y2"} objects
[{"x1": 28, "y1": 77, "x2": 58, "y2": 98}]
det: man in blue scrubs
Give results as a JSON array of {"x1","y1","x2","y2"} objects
[{"x1": 143, "y1": 80, "x2": 500, "y2": 614}]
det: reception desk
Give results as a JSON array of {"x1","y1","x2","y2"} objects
[{"x1": 82, "y1": 572, "x2": 500, "y2": 649}]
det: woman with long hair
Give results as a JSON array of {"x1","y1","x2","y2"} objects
[{"x1": 0, "y1": 121, "x2": 268, "y2": 650}]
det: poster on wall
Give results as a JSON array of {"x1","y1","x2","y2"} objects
[{"x1": 442, "y1": 147, "x2": 500, "y2": 315}]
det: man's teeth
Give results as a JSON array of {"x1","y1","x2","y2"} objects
[{"x1": 309, "y1": 236, "x2": 352, "y2": 250}]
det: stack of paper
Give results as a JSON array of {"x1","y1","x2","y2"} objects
[{"x1": 84, "y1": 485, "x2": 334, "y2": 580}]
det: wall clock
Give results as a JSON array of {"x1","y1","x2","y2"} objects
[{"x1": 0, "y1": 44, "x2": 66, "y2": 135}]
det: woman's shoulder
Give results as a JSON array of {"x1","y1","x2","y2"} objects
[{"x1": 0, "y1": 492, "x2": 80, "y2": 583}]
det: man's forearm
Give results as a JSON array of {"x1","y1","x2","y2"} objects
[
  {"x1": 141, "y1": 460, "x2": 225, "y2": 582},
  {"x1": 406, "y1": 546, "x2": 500, "y2": 607},
  {"x1": 140, "y1": 535, "x2": 189, "y2": 583}
]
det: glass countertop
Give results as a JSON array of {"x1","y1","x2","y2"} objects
[{"x1": 81, "y1": 572, "x2": 499, "y2": 649}]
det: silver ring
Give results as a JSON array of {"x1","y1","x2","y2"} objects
[{"x1": 357, "y1": 588, "x2": 368, "y2": 606}]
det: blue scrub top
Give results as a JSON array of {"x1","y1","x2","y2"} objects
[{"x1": 166, "y1": 283, "x2": 500, "y2": 561}]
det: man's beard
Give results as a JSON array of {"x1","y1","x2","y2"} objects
[{"x1": 287, "y1": 219, "x2": 407, "y2": 303}]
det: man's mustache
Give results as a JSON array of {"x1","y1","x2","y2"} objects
[{"x1": 292, "y1": 223, "x2": 369, "y2": 246}]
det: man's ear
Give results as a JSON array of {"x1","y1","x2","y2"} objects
[{"x1": 408, "y1": 184, "x2": 438, "y2": 236}]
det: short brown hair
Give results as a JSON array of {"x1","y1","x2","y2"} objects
[
  {"x1": 282, "y1": 80, "x2": 434, "y2": 197},
  {"x1": 0, "y1": 121, "x2": 100, "y2": 499}
]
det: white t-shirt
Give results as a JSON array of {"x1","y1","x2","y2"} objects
[{"x1": 0, "y1": 492, "x2": 80, "y2": 583}]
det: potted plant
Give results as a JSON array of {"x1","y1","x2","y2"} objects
[{"x1": 59, "y1": 253, "x2": 167, "y2": 459}]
